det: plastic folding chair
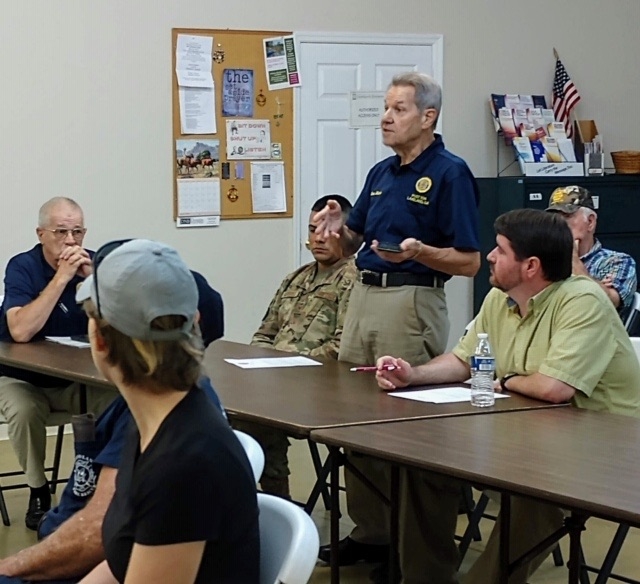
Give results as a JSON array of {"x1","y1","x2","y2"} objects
[
  {"x1": 233, "y1": 429, "x2": 265, "y2": 484},
  {"x1": 258, "y1": 492, "x2": 320, "y2": 584}
]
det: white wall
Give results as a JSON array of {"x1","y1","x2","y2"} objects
[{"x1": 1, "y1": 1, "x2": 639, "y2": 345}]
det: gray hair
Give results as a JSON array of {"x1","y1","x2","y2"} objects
[
  {"x1": 38, "y1": 197, "x2": 83, "y2": 228},
  {"x1": 580, "y1": 207, "x2": 597, "y2": 221},
  {"x1": 389, "y1": 72, "x2": 442, "y2": 119}
]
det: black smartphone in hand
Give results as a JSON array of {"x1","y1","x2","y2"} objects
[{"x1": 377, "y1": 241, "x2": 403, "y2": 253}]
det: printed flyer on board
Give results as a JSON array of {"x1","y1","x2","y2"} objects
[{"x1": 263, "y1": 35, "x2": 301, "y2": 90}]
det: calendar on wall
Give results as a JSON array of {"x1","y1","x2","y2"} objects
[{"x1": 177, "y1": 179, "x2": 220, "y2": 216}]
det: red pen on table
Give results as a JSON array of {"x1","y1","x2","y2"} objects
[{"x1": 350, "y1": 365, "x2": 397, "y2": 372}]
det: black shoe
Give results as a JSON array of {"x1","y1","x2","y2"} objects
[
  {"x1": 369, "y1": 561, "x2": 401, "y2": 584},
  {"x1": 318, "y1": 536, "x2": 389, "y2": 566},
  {"x1": 25, "y1": 489, "x2": 51, "y2": 531}
]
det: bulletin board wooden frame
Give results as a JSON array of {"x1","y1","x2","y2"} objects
[{"x1": 172, "y1": 28, "x2": 294, "y2": 220}]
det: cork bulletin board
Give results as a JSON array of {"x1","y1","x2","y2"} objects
[{"x1": 171, "y1": 28, "x2": 294, "y2": 221}]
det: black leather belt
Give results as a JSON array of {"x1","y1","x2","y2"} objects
[{"x1": 358, "y1": 270, "x2": 444, "y2": 288}]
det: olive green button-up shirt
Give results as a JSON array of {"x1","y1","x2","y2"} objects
[{"x1": 453, "y1": 276, "x2": 640, "y2": 416}]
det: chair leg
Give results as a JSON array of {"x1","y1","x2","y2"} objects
[
  {"x1": 580, "y1": 544, "x2": 591, "y2": 584},
  {"x1": 0, "y1": 484, "x2": 10, "y2": 527},
  {"x1": 593, "y1": 523, "x2": 630, "y2": 584},
  {"x1": 458, "y1": 492, "x2": 490, "y2": 565},
  {"x1": 307, "y1": 440, "x2": 331, "y2": 511},
  {"x1": 552, "y1": 543, "x2": 564, "y2": 567},
  {"x1": 460, "y1": 485, "x2": 482, "y2": 542},
  {"x1": 49, "y1": 425, "x2": 65, "y2": 494}
]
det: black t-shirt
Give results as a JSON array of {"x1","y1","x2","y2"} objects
[{"x1": 102, "y1": 386, "x2": 260, "y2": 583}]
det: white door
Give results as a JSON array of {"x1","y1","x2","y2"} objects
[{"x1": 294, "y1": 32, "x2": 443, "y2": 265}]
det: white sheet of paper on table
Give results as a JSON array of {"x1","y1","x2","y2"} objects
[
  {"x1": 224, "y1": 356, "x2": 321, "y2": 369},
  {"x1": 45, "y1": 336, "x2": 91, "y2": 349},
  {"x1": 389, "y1": 386, "x2": 509, "y2": 404}
]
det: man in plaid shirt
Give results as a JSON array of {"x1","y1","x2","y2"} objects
[{"x1": 546, "y1": 185, "x2": 637, "y2": 312}]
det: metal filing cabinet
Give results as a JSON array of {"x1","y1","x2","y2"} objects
[{"x1": 473, "y1": 175, "x2": 640, "y2": 313}]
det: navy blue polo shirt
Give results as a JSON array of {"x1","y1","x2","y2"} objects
[
  {"x1": 0, "y1": 244, "x2": 93, "y2": 386},
  {"x1": 191, "y1": 271, "x2": 224, "y2": 346},
  {"x1": 347, "y1": 134, "x2": 480, "y2": 280}
]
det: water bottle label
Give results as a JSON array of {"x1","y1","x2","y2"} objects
[{"x1": 472, "y1": 356, "x2": 495, "y2": 371}]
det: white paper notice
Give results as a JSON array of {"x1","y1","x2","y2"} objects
[
  {"x1": 349, "y1": 91, "x2": 385, "y2": 128},
  {"x1": 176, "y1": 34, "x2": 214, "y2": 88},
  {"x1": 177, "y1": 179, "x2": 220, "y2": 217},
  {"x1": 45, "y1": 336, "x2": 90, "y2": 349},
  {"x1": 263, "y1": 35, "x2": 301, "y2": 91},
  {"x1": 224, "y1": 357, "x2": 321, "y2": 369},
  {"x1": 389, "y1": 386, "x2": 509, "y2": 404},
  {"x1": 250, "y1": 162, "x2": 286, "y2": 213},
  {"x1": 226, "y1": 119, "x2": 270, "y2": 160},
  {"x1": 179, "y1": 86, "x2": 216, "y2": 134}
]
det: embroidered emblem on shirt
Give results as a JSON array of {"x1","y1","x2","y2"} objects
[
  {"x1": 370, "y1": 190, "x2": 382, "y2": 197},
  {"x1": 407, "y1": 193, "x2": 430, "y2": 205},
  {"x1": 72, "y1": 454, "x2": 97, "y2": 498},
  {"x1": 415, "y1": 177, "x2": 432, "y2": 193}
]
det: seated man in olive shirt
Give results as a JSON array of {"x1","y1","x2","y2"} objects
[{"x1": 377, "y1": 209, "x2": 640, "y2": 584}]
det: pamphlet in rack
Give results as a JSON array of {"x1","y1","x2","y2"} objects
[{"x1": 489, "y1": 93, "x2": 586, "y2": 176}]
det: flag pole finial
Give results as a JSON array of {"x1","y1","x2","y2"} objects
[{"x1": 553, "y1": 47, "x2": 559, "y2": 60}]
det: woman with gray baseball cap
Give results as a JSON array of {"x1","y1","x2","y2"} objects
[{"x1": 76, "y1": 239, "x2": 259, "y2": 584}]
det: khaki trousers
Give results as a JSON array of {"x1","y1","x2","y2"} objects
[
  {"x1": 461, "y1": 498, "x2": 565, "y2": 584},
  {"x1": 338, "y1": 281, "x2": 449, "y2": 367},
  {"x1": 339, "y1": 281, "x2": 454, "y2": 583},
  {"x1": 0, "y1": 377, "x2": 118, "y2": 487},
  {"x1": 346, "y1": 455, "x2": 462, "y2": 584}
]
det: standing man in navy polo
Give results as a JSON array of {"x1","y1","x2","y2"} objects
[
  {"x1": 0, "y1": 197, "x2": 117, "y2": 530},
  {"x1": 315, "y1": 72, "x2": 480, "y2": 584}
]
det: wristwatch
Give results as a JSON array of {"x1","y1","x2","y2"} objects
[{"x1": 500, "y1": 373, "x2": 518, "y2": 392}]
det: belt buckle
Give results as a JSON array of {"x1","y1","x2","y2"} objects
[{"x1": 360, "y1": 270, "x2": 376, "y2": 286}]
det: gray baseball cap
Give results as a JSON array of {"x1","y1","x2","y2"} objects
[{"x1": 76, "y1": 239, "x2": 197, "y2": 341}]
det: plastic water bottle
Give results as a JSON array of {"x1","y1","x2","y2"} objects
[{"x1": 470, "y1": 333, "x2": 495, "y2": 407}]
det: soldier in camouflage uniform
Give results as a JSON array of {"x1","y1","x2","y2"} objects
[{"x1": 235, "y1": 195, "x2": 356, "y2": 498}]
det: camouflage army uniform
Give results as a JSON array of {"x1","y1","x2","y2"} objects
[
  {"x1": 251, "y1": 258, "x2": 356, "y2": 358},
  {"x1": 235, "y1": 258, "x2": 356, "y2": 491}
]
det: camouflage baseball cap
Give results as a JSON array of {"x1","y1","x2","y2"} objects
[{"x1": 546, "y1": 185, "x2": 595, "y2": 214}]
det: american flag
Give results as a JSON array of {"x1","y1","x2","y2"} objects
[{"x1": 553, "y1": 58, "x2": 581, "y2": 138}]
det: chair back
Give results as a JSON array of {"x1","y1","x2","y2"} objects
[
  {"x1": 233, "y1": 430, "x2": 265, "y2": 483},
  {"x1": 258, "y1": 493, "x2": 319, "y2": 584},
  {"x1": 624, "y1": 292, "x2": 640, "y2": 333}
]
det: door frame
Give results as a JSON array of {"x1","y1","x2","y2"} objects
[{"x1": 293, "y1": 31, "x2": 444, "y2": 265}]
